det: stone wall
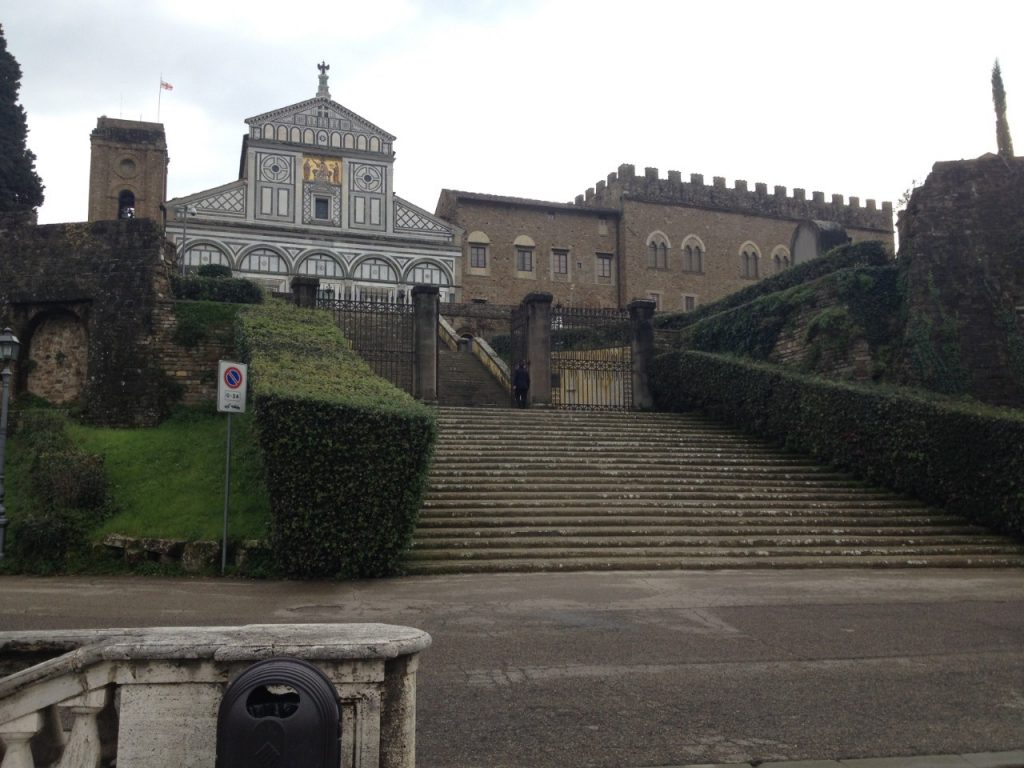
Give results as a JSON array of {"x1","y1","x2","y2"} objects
[
  {"x1": 0, "y1": 218, "x2": 179, "y2": 425},
  {"x1": 152, "y1": 300, "x2": 238, "y2": 408},
  {"x1": 897, "y1": 155, "x2": 1024, "y2": 407}
]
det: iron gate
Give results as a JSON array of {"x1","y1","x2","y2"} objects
[
  {"x1": 551, "y1": 306, "x2": 632, "y2": 410},
  {"x1": 317, "y1": 298, "x2": 415, "y2": 393}
]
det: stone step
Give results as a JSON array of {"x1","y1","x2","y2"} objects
[
  {"x1": 414, "y1": 517, "x2": 978, "y2": 531},
  {"x1": 423, "y1": 487, "x2": 904, "y2": 501},
  {"x1": 403, "y1": 553, "x2": 1024, "y2": 575},
  {"x1": 411, "y1": 534, "x2": 1014, "y2": 549},
  {"x1": 407, "y1": 542, "x2": 1023, "y2": 561},
  {"x1": 412, "y1": 406, "x2": 1024, "y2": 573},
  {"x1": 421, "y1": 499, "x2": 931, "y2": 511}
]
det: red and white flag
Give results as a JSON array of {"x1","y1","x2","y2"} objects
[{"x1": 160, "y1": 80, "x2": 174, "y2": 91}]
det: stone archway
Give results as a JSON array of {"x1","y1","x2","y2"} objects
[{"x1": 25, "y1": 311, "x2": 88, "y2": 404}]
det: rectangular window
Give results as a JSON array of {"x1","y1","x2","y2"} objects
[
  {"x1": 682, "y1": 294, "x2": 697, "y2": 312},
  {"x1": 646, "y1": 291, "x2": 661, "y2": 310},
  {"x1": 516, "y1": 248, "x2": 534, "y2": 272},
  {"x1": 552, "y1": 249, "x2": 568, "y2": 274},
  {"x1": 596, "y1": 254, "x2": 612, "y2": 278},
  {"x1": 314, "y1": 197, "x2": 329, "y2": 220},
  {"x1": 470, "y1": 245, "x2": 487, "y2": 268},
  {"x1": 277, "y1": 189, "x2": 290, "y2": 217},
  {"x1": 354, "y1": 196, "x2": 366, "y2": 224},
  {"x1": 370, "y1": 198, "x2": 382, "y2": 225},
  {"x1": 260, "y1": 187, "x2": 273, "y2": 215}
]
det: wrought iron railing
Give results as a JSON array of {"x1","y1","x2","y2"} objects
[{"x1": 318, "y1": 298, "x2": 415, "y2": 394}]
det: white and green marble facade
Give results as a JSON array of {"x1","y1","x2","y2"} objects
[{"x1": 166, "y1": 67, "x2": 460, "y2": 302}]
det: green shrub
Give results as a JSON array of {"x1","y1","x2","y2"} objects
[
  {"x1": 31, "y1": 450, "x2": 108, "y2": 511},
  {"x1": 171, "y1": 274, "x2": 264, "y2": 304},
  {"x1": 196, "y1": 263, "x2": 233, "y2": 279},
  {"x1": 173, "y1": 301, "x2": 241, "y2": 348},
  {"x1": 5, "y1": 411, "x2": 115, "y2": 572},
  {"x1": 650, "y1": 350, "x2": 1024, "y2": 538},
  {"x1": 8, "y1": 509, "x2": 92, "y2": 572},
  {"x1": 237, "y1": 300, "x2": 436, "y2": 578}
]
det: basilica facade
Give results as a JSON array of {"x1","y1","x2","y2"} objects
[{"x1": 157, "y1": 66, "x2": 460, "y2": 302}]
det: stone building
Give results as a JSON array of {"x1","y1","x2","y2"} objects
[
  {"x1": 437, "y1": 165, "x2": 894, "y2": 312},
  {"x1": 160, "y1": 65, "x2": 460, "y2": 301},
  {"x1": 88, "y1": 118, "x2": 168, "y2": 222}
]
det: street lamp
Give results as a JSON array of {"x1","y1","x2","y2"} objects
[
  {"x1": 0, "y1": 326, "x2": 21, "y2": 561},
  {"x1": 176, "y1": 204, "x2": 198, "y2": 276}
]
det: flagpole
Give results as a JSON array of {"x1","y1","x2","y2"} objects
[{"x1": 157, "y1": 73, "x2": 162, "y2": 121}]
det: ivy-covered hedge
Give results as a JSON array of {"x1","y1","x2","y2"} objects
[
  {"x1": 171, "y1": 274, "x2": 264, "y2": 304},
  {"x1": 654, "y1": 240, "x2": 892, "y2": 331},
  {"x1": 650, "y1": 351, "x2": 1024, "y2": 538},
  {"x1": 679, "y1": 265, "x2": 903, "y2": 377},
  {"x1": 237, "y1": 300, "x2": 436, "y2": 578}
]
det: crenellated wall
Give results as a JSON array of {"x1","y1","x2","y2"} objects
[{"x1": 576, "y1": 163, "x2": 893, "y2": 234}]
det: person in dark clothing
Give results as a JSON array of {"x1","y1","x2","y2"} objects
[{"x1": 513, "y1": 361, "x2": 530, "y2": 408}]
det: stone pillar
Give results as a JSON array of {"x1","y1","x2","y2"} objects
[
  {"x1": 412, "y1": 285, "x2": 439, "y2": 403},
  {"x1": 290, "y1": 275, "x2": 320, "y2": 308},
  {"x1": 522, "y1": 292, "x2": 552, "y2": 406},
  {"x1": 628, "y1": 299, "x2": 657, "y2": 410}
]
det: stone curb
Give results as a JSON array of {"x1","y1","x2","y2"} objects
[{"x1": 646, "y1": 750, "x2": 1024, "y2": 768}]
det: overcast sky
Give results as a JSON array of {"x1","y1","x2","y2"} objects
[{"x1": 7, "y1": 0, "x2": 1023, "y2": 232}]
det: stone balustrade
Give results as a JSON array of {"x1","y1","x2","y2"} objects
[{"x1": 0, "y1": 623, "x2": 431, "y2": 768}]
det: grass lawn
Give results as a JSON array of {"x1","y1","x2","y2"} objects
[{"x1": 68, "y1": 407, "x2": 271, "y2": 542}]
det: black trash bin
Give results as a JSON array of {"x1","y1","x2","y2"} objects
[{"x1": 216, "y1": 657, "x2": 341, "y2": 768}]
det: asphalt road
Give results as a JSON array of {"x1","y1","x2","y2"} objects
[{"x1": 1, "y1": 569, "x2": 1022, "y2": 768}]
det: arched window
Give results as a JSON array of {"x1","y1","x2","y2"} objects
[
  {"x1": 369, "y1": 137, "x2": 381, "y2": 152},
  {"x1": 183, "y1": 243, "x2": 230, "y2": 270},
  {"x1": 681, "y1": 235, "x2": 705, "y2": 273},
  {"x1": 298, "y1": 253, "x2": 344, "y2": 278},
  {"x1": 239, "y1": 248, "x2": 289, "y2": 274},
  {"x1": 277, "y1": 125, "x2": 288, "y2": 142},
  {"x1": 467, "y1": 231, "x2": 491, "y2": 270},
  {"x1": 771, "y1": 245, "x2": 791, "y2": 274},
  {"x1": 513, "y1": 235, "x2": 535, "y2": 273},
  {"x1": 118, "y1": 190, "x2": 136, "y2": 219},
  {"x1": 646, "y1": 232, "x2": 670, "y2": 269},
  {"x1": 409, "y1": 262, "x2": 451, "y2": 286},
  {"x1": 739, "y1": 242, "x2": 761, "y2": 279},
  {"x1": 353, "y1": 257, "x2": 397, "y2": 282},
  {"x1": 357, "y1": 135, "x2": 367, "y2": 151}
]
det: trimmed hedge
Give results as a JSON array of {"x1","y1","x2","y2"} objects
[
  {"x1": 171, "y1": 274, "x2": 264, "y2": 304},
  {"x1": 654, "y1": 240, "x2": 892, "y2": 331},
  {"x1": 650, "y1": 350, "x2": 1024, "y2": 538},
  {"x1": 237, "y1": 300, "x2": 436, "y2": 578}
]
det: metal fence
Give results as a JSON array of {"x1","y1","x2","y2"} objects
[
  {"x1": 551, "y1": 306, "x2": 632, "y2": 410},
  {"x1": 317, "y1": 298, "x2": 415, "y2": 394}
]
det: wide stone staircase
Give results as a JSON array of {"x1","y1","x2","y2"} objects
[
  {"x1": 437, "y1": 345, "x2": 509, "y2": 407},
  {"x1": 405, "y1": 407, "x2": 1024, "y2": 574}
]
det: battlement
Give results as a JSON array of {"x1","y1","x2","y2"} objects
[{"x1": 573, "y1": 163, "x2": 892, "y2": 232}]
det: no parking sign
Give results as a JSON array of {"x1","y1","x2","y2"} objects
[{"x1": 217, "y1": 361, "x2": 248, "y2": 413}]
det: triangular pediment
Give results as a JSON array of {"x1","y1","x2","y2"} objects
[{"x1": 245, "y1": 97, "x2": 396, "y2": 143}]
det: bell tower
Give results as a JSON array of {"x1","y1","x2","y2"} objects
[{"x1": 88, "y1": 117, "x2": 168, "y2": 222}]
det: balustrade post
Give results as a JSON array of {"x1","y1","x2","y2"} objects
[
  {"x1": 627, "y1": 299, "x2": 657, "y2": 410},
  {"x1": 0, "y1": 711, "x2": 44, "y2": 768},
  {"x1": 55, "y1": 689, "x2": 110, "y2": 768}
]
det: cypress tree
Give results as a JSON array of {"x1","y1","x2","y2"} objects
[
  {"x1": 992, "y1": 59, "x2": 1015, "y2": 158},
  {"x1": 0, "y1": 24, "x2": 44, "y2": 213}
]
